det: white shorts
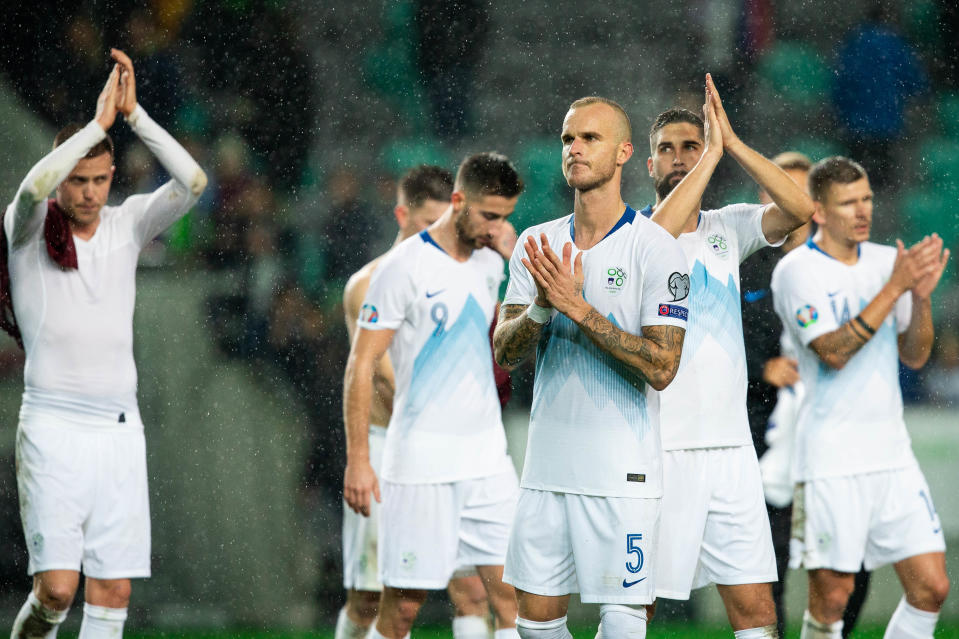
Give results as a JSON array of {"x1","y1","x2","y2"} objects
[
  {"x1": 16, "y1": 412, "x2": 151, "y2": 579},
  {"x1": 342, "y1": 425, "x2": 387, "y2": 591},
  {"x1": 655, "y1": 446, "x2": 777, "y2": 600},
  {"x1": 379, "y1": 468, "x2": 518, "y2": 589},
  {"x1": 504, "y1": 489, "x2": 660, "y2": 605},
  {"x1": 790, "y1": 465, "x2": 946, "y2": 573}
]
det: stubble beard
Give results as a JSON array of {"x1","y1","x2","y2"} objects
[{"x1": 654, "y1": 171, "x2": 687, "y2": 201}]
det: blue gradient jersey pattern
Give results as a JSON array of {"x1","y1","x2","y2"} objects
[
  {"x1": 504, "y1": 207, "x2": 689, "y2": 498},
  {"x1": 357, "y1": 232, "x2": 513, "y2": 484},
  {"x1": 640, "y1": 203, "x2": 773, "y2": 450},
  {"x1": 771, "y1": 240, "x2": 915, "y2": 480}
]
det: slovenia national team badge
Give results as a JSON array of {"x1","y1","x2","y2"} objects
[
  {"x1": 795, "y1": 304, "x2": 818, "y2": 328},
  {"x1": 605, "y1": 267, "x2": 627, "y2": 295},
  {"x1": 707, "y1": 233, "x2": 729, "y2": 259},
  {"x1": 359, "y1": 303, "x2": 379, "y2": 324}
]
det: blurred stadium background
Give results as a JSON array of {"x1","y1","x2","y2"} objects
[{"x1": 0, "y1": 0, "x2": 957, "y2": 636}]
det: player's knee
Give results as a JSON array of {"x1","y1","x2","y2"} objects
[
  {"x1": 599, "y1": 604, "x2": 647, "y2": 638},
  {"x1": 392, "y1": 597, "x2": 424, "y2": 626},
  {"x1": 86, "y1": 579, "x2": 131, "y2": 608},
  {"x1": 908, "y1": 574, "x2": 950, "y2": 611},
  {"x1": 816, "y1": 587, "x2": 852, "y2": 620},
  {"x1": 35, "y1": 582, "x2": 76, "y2": 611},
  {"x1": 347, "y1": 590, "x2": 380, "y2": 623}
]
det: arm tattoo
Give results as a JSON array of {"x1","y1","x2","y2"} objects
[
  {"x1": 811, "y1": 322, "x2": 869, "y2": 369},
  {"x1": 493, "y1": 304, "x2": 545, "y2": 369},
  {"x1": 577, "y1": 309, "x2": 686, "y2": 390}
]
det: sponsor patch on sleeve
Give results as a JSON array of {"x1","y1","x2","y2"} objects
[{"x1": 658, "y1": 303, "x2": 688, "y2": 321}]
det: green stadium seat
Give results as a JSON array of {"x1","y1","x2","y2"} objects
[
  {"x1": 757, "y1": 42, "x2": 831, "y2": 107},
  {"x1": 937, "y1": 92, "x2": 959, "y2": 140},
  {"x1": 379, "y1": 138, "x2": 450, "y2": 177}
]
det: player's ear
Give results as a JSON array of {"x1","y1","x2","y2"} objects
[
  {"x1": 811, "y1": 200, "x2": 826, "y2": 226},
  {"x1": 617, "y1": 141, "x2": 633, "y2": 166},
  {"x1": 394, "y1": 204, "x2": 408, "y2": 227},
  {"x1": 451, "y1": 190, "x2": 466, "y2": 212},
  {"x1": 646, "y1": 156, "x2": 654, "y2": 177}
]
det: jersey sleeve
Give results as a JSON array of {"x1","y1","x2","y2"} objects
[
  {"x1": 125, "y1": 105, "x2": 207, "y2": 246},
  {"x1": 639, "y1": 226, "x2": 690, "y2": 329},
  {"x1": 358, "y1": 249, "x2": 416, "y2": 331},
  {"x1": 502, "y1": 229, "x2": 536, "y2": 307},
  {"x1": 771, "y1": 257, "x2": 837, "y2": 347},
  {"x1": 718, "y1": 202, "x2": 778, "y2": 263}
]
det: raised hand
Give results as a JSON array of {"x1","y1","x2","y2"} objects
[
  {"x1": 522, "y1": 234, "x2": 587, "y2": 320},
  {"x1": 910, "y1": 234, "x2": 951, "y2": 299},
  {"x1": 95, "y1": 64, "x2": 121, "y2": 131},
  {"x1": 703, "y1": 76, "x2": 723, "y2": 159},
  {"x1": 111, "y1": 48, "x2": 138, "y2": 117},
  {"x1": 705, "y1": 73, "x2": 741, "y2": 151}
]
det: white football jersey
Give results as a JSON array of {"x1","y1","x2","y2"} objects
[
  {"x1": 771, "y1": 240, "x2": 914, "y2": 480},
  {"x1": 504, "y1": 206, "x2": 689, "y2": 498},
  {"x1": 5, "y1": 110, "x2": 203, "y2": 423},
  {"x1": 640, "y1": 203, "x2": 774, "y2": 450},
  {"x1": 358, "y1": 231, "x2": 513, "y2": 484}
]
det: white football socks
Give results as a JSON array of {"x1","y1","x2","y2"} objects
[
  {"x1": 883, "y1": 597, "x2": 939, "y2": 639},
  {"x1": 800, "y1": 610, "x2": 842, "y2": 639},
  {"x1": 77, "y1": 603, "x2": 126, "y2": 639},
  {"x1": 598, "y1": 604, "x2": 647, "y2": 639},
  {"x1": 10, "y1": 592, "x2": 68, "y2": 639},
  {"x1": 515, "y1": 616, "x2": 573, "y2": 639},
  {"x1": 734, "y1": 624, "x2": 779, "y2": 638},
  {"x1": 336, "y1": 606, "x2": 372, "y2": 639}
]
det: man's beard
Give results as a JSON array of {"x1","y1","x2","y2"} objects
[
  {"x1": 654, "y1": 170, "x2": 687, "y2": 200},
  {"x1": 566, "y1": 161, "x2": 615, "y2": 192},
  {"x1": 455, "y1": 208, "x2": 486, "y2": 248}
]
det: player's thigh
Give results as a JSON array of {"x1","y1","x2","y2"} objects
[
  {"x1": 699, "y1": 446, "x2": 777, "y2": 589},
  {"x1": 503, "y1": 489, "x2": 577, "y2": 599},
  {"x1": 379, "y1": 480, "x2": 460, "y2": 589},
  {"x1": 457, "y1": 468, "x2": 519, "y2": 568},
  {"x1": 791, "y1": 476, "x2": 870, "y2": 573},
  {"x1": 83, "y1": 428, "x2": 151, "y2": 579},
  {"x1": 343, "y1": 426, "x2": 387, "y2": 592},
  {"x1": 864, "y1": 465, "x2": 946, "y2": 571},
  {"x1": 655, "y1": 448, "x2": 711, "y2": 600},
  {"x1": 17, "y1": 417, "x2": 94, "y2": 575},
  {"x1": 567, "y1": 493, "x2": 659, "y2": 605}
]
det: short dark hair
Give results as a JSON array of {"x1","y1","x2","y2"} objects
[
  {"x1": 649, "y1": 108, "x2": 704, "y2": 142},
  {"x1": 54, "y1": 123, "x2": 114, "y2": 159},
  {"x1": 568, "y1": 96, "x2": 632, "y2": 142},
  {"x1": 808, "y1": 156, "x2": 868, "y2": 202},
  {"x1": 398, "y1": 165, "x2": 453, "y2": 208},
  {"x1": 772, "y1": 151, "x2": 813, "y2": 172},
  {"x1": 455, "y1": 152, "x2": 523, "y2": 199}
]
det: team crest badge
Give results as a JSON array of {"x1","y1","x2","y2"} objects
[
  {"x1": 795, "y1": 304, "x2": 818, "y2": 328},
  {"x1": 605, "y1": 267, "x2": 627, "y2": 295},
  {"x1": 359, "y1": 303, "x2": 379, "y2": 324},
  {"x1": 707, "y1": 233, "x2": 729, "y2": 259}
]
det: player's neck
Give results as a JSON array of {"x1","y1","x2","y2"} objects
[
  {"x1": 68, "y1": 216, "x2": 100, "y2": 242},
  {"x1": 428, "y1": 215, "x2": 473, "y2": 262},
  {"x1": 572, "y1": 184, "x2": 626, "y2": 249},
  {"x1": 813, "y1": 229, "x2": 859, "y2": 265}
]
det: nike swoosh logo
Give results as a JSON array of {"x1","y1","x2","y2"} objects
[
  {"x1": 827, "y1": 290, "x2": 841, "y2": 296},
  {"x1": 426, "y1": 289, "x2": 445, "y2": 298},
  {"x1": 622, "y1": 577, "x2": 647, "y2": 588}
]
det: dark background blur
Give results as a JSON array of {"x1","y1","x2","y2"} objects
[{"x1": 0, "y1": 0, "x2": 957, "y2": 633}]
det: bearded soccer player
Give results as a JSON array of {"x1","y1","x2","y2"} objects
[
  {"x1": 338, "y1": 165, "x2": 501, "y2": 639},
  {"x1": 772, "y1": 156, "x2": 949, "y2": 639},
  {"x1": 2, "y1": 50, "x2": 206, "y2": 639},
  {"x1": 640, "y1": 75, "x2": 816, "y2": 638},
  {"x1": 494, "y1": 96, "x2": 688, "y2": 639},
  {"x1": 343, "y1": 153, "x2": 523, "y2": 639}
]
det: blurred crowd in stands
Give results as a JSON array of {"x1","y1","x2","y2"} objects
[{"x1": 1, "y1": 0, "x2": 959, "y2": 492}]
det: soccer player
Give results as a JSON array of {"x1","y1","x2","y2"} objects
[
  {"x1": 338, "y1": 165, "x2": 497, "y2": 639},
  {"x1": 343, "y1": 153, "x2": 523, "y2": 639},
  {"x1": 493, "y1": 96, "x2": 689, "y2": 639},
  {"x1": 640, "y1": 75, "x2": 816, "y2": 638},
  {"x1": 2, "y1": 50, "x2": 206, "y2": 638},
  {"x1": 771, "y1": 156, "x2": 950, "y2": 639}
]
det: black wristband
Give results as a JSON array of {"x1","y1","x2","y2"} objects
[
  {"x1": 854, "y1": 315, "x2": 876, "y2": 336},
  {"x1": 848, "y1": 321, "x2": 869, "y2": 341}
]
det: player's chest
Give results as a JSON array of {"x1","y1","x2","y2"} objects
[
  {"x1": 580, "y1": 245, "x2": 649, "y2": 324},
  {"x1": 679, "y1": 227, "x2": 741, "y2": 291},
  {"x1": 817, "y1": 266, "x2": 887, "y2": 325},
  {"x1": 408, "y1": 263, "x2": 497, "y2": 331}
]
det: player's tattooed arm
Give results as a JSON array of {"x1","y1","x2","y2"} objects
[
  {"x1": 493, "y1": 304, "x2": 545, "y2": 370},
  {"x1": 577, "y1": 312, "x2": 685, "y2": 390}
]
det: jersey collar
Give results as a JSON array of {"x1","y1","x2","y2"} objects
[
  {"x1": 806, "y1": 236, "x2": 861, "y2": 261},
  {"x1": 639, "y1": 204, "x2": 702, "y2": 230},
  {"x1": 569, "y1": 205, "x2": 636, "y2": 243}
]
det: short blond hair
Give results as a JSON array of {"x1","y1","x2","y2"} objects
[{"x1": 568, "y1": 96, "x2": 632, "y2": 142}]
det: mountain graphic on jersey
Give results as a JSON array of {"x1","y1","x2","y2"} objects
[
  {"x1": 680, "y1": 259, "x2": 745, "y2": 369},
  {"x1": 531, "y1": 311, "x2": 650, "y2": 439},
  {"x1": 403, "y1": 294, "x2": 495, "y2": 422},
  {"x1": 811, "y1": 298, "x2": 899, "y2": 415}
]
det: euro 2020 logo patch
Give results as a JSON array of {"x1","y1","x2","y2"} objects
[
  {"x1": 707, "y1": 233, "x2": 729, "y2": 259},
  {"x1": 359, "y1": 303, "x2": 379, "y2": 324},
  {"x1": 795, "y1": 304, "x2": 818, "y2": 328},
  {"x1": 668, "y1": 272, "x2": 690, "y2": 301},
  {"x1": 605, "y1": 267, "x2": 627, "y2": 295}
]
